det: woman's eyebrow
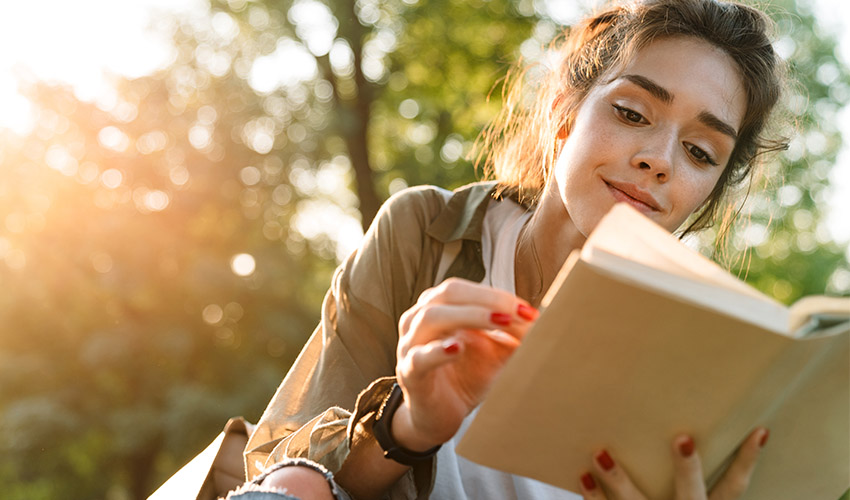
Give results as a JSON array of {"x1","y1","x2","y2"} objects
[
  {"x1": 697, "y1": 111, "x2": 738, "y2": 140},
  {"x1": 622, "y1": 74, "x2": 673, "y2": 104},
  {"x1": 620, "y1": 73, "x2": 738, "y2": 140}
]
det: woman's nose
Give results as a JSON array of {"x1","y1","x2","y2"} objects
[{"x1": 632, "y1": 133, "x2": 676, "y2": 182}]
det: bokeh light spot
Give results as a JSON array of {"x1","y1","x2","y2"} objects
[
  {"x1": 144, "y1": 190, "x2": 170, "y2": 211},
  {"x1": 136, "y1": 130, "x2": 168, "y2": 154},
  {"x1": 240, "y1": 166, "x2": 262, "y2": 186},
  {"x1": 272, "y1": 184, "x2": 292, "y2": 206},
  {"x1": 169, "y1": 165, "x2": 190, "y2": 186},
  {"x1": 224, "y1": 302, "x2": 244, "y2": 321},
  {"x1": 101, "y1": 169, "x2": 123, "y2": 189},
  {"x1": 197, "y1": 105, "x2": 218, "y2": 124},
  {"x1": 398, "y1": 99, "x2": 419, "y2": 119},
  {"x1": 202, "y1": 304, "x2": 224, "y2": 325},
  {"x1": 98, "y1": 126, "x2": 130, "y2": 152},
  {"x1": 230, "y1": 253, "x2": 256, "y2": 276},
  {"x1": 188, "y1": 124, "x2": 213, "y2": 150},
  {"x1": 45, "y1": 145, "x2": 79, "y2": 176}
]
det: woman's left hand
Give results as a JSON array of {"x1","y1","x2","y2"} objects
[{"x1": 578, "y1": 428, "x2": 769, "y2": 500}]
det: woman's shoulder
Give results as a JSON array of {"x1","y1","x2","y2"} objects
[
  {"x1": 382, "y1": 181, "x2": 498, "y2": 207},
  {"x1": 375, "y1": 181, "x2": 498, "y2": 229}
]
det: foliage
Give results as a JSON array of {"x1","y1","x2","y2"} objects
[
  {"x1": 711, "y1": 0, "x2": 850, "y2": 303},
  {"x1": 0, "y1": 0, "x2": 846, "y2": 498}
]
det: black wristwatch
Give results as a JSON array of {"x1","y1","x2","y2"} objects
[{"x1": 372, "y1": 383, "x2": 441, "y2": 466}]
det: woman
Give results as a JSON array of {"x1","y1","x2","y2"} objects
[{"x1": 230, "y1": 0, "x2": 786, "y2": 498}]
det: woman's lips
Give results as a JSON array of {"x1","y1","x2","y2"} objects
[{"x1": 604, "y1": 181, "x2": 661, "y2": 213}]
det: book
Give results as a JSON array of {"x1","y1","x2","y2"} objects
[{"x1": 455, "y1": 204, "x2": 850, "y2": 500}]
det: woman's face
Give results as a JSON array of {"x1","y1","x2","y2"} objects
[{"x1": 552, "y1": 36, "x2": 746, "y2": 235}]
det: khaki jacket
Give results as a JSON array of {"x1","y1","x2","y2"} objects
[{"x1": 244, "y1": 182, "x2": 501, "y2": 498}]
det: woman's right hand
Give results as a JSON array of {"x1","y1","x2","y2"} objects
[{"x1": 389, "y1": 278, "x2": 539, "y2": 452}]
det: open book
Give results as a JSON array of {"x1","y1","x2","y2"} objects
[{"x1": 456, "y1": 204, "x2": 849, "y2": 500}]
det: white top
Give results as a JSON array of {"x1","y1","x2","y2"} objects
[{"x1": 430, "y1": 198, "x2": 583, "y2": 500}]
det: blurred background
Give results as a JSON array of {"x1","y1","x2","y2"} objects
[{"x1": 0, "y1": 0, "x2": 847, "y2": 498}]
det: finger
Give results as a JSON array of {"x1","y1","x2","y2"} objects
[
  {"x1": 397, "y1": 337, "x2": 463, "y2": 384},
  {"x1": 421, "y1": 278, "x2": 537, "y2": 318},
  {"x1": 671, "y1": 435, "x2": 707, "y2": 500},
  {"x1": 590, "y1": 449, "x2": 647, "y2": 500},
  {"x1": 398, "y1": 303, "x2": 530, "y2": 356},
  {"x1": 474, "y1": 328, "x2": 522, "y2": 348},
  {"x1": 708, "y1": 428, "x2": 769, "y2": 500},
  {"x1": 579, "y1": 471, "x2": 609, "y2": 499},
  {"x1": 401, "y1": 279, "x2": 539, "y2": 343},
  {"x1": 399, "y1": 301, "x2": 423, "y2": 336}
]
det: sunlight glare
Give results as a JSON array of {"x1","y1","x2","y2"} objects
[
  {"x1": 0, "y1": 0, "x2": 203, "y2": 133},
  {"x1": 249, "y1": 39, "x2": 318, "y2": 93}
]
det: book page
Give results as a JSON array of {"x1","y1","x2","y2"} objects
[
  {"x1": 788, "y1": 295, "x2": 850, "y2": 334},
  {"x1": 583, "y1": 248, "x2": 789, "y2": 334},
  {"x1": 581, "y1": 204, "x2": 778, "y2": 304}
]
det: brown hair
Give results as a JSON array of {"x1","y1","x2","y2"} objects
[{"x1": 477, "y1": 0, "x2": 788, "y2": 238}]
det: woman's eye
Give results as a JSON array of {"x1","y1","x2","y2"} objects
[
  {"x1": 687, "y1": 144, "x2": 719, "y2": 166},
  {"x1": 613, "y1": 104, "x2": 646, "y2": 124}
]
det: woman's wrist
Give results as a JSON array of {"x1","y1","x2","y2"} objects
[{"x1": 390, "y1": 400, "x2": 445, "y2": 453}]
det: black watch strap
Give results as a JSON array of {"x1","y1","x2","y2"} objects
[{"x1": 372, "y1": 383, "x2": 441, "y2": 466}]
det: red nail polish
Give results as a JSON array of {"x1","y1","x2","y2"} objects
[
  {"x1": 490, "y1": 312, "x2": 512, "y2": 326},
  {"x1": 679, "y1": 437, "x2": 695, "y2": 457},
  {"x1": 759, "y1": 429, "x2": 770, "y2": 448},
  {"x1": 595, "y1": 449, "x2": 615, "y2": 471},
  {"x1": 517, "y1": 304, "x2": 538, "y2": 321},
  {"x1": 580, "y1": 472, "x2": 597, "y2": 490},
  {"x1": 443, "y1": 341, "x2": 460, "y2": 354}
]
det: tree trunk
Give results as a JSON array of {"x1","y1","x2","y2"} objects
[{"x1": 335, "y1": 1, "x2": 382, "y2": 230}]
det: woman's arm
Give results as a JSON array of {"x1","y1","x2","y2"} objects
[
  {"x1": 334, "y1": 278, "x2": 539, "y2": 498},
  {"x1": 244, "y1": 186, "x2": 449, "y2": 480}
]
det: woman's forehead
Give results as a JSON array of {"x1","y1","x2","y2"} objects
[{"x1": 606, "y1": 36, "x2": 747, "y2": 130}]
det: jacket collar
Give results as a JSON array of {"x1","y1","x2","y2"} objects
[{"x1": 425, "y1": 181, "x2": 498, "y2": 243}]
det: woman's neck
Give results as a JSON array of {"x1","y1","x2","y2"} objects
[{"x1": 514, "y1": 184, "x2": 587, "y2": 306}]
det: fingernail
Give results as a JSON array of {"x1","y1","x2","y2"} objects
[
  {"x1": 580, "y1": 472, "x2": 597, "y2": 490},
  {"x1": 759, "y1": 428, "x2": 770, "y2": 448},
  {"x1": 679, "y1": 436, "x2": 695, "y2": 457},
  {"x1": 595, "y1": 449, "x2": 615, "y2": 471},
  {"x1": 487, "y1": 330, "x2": 517, "y2": 345},
  {"x1": 517, "y1": 304, "x2": 538, "y2": 321},
  {"x1": 443, "y1": 340, "x2": 460, "y2": 354},
  {"x1": 490, "y1": 312, "x2": 512, "y2": 326}
]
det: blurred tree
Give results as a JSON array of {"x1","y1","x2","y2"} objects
[
  {"x1": 0, "y1": 1, "x2": 534, "y2": 498},
  {"x1": 208, "y1": 0, "x2": 536, "y2": 229},
  {"x1": 0, "y1": 0, "x2": 846, "y2": 499},
  {"x1": 0, "y1": 74, "x2": 334, "y2": 498},
  {"x1": 701, "y1": 0, "x2": 850, "y2": 303}
]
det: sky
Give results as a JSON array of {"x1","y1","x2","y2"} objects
[{"x1": 0, "y1": 0, "x2": 847, "y2": 243}]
